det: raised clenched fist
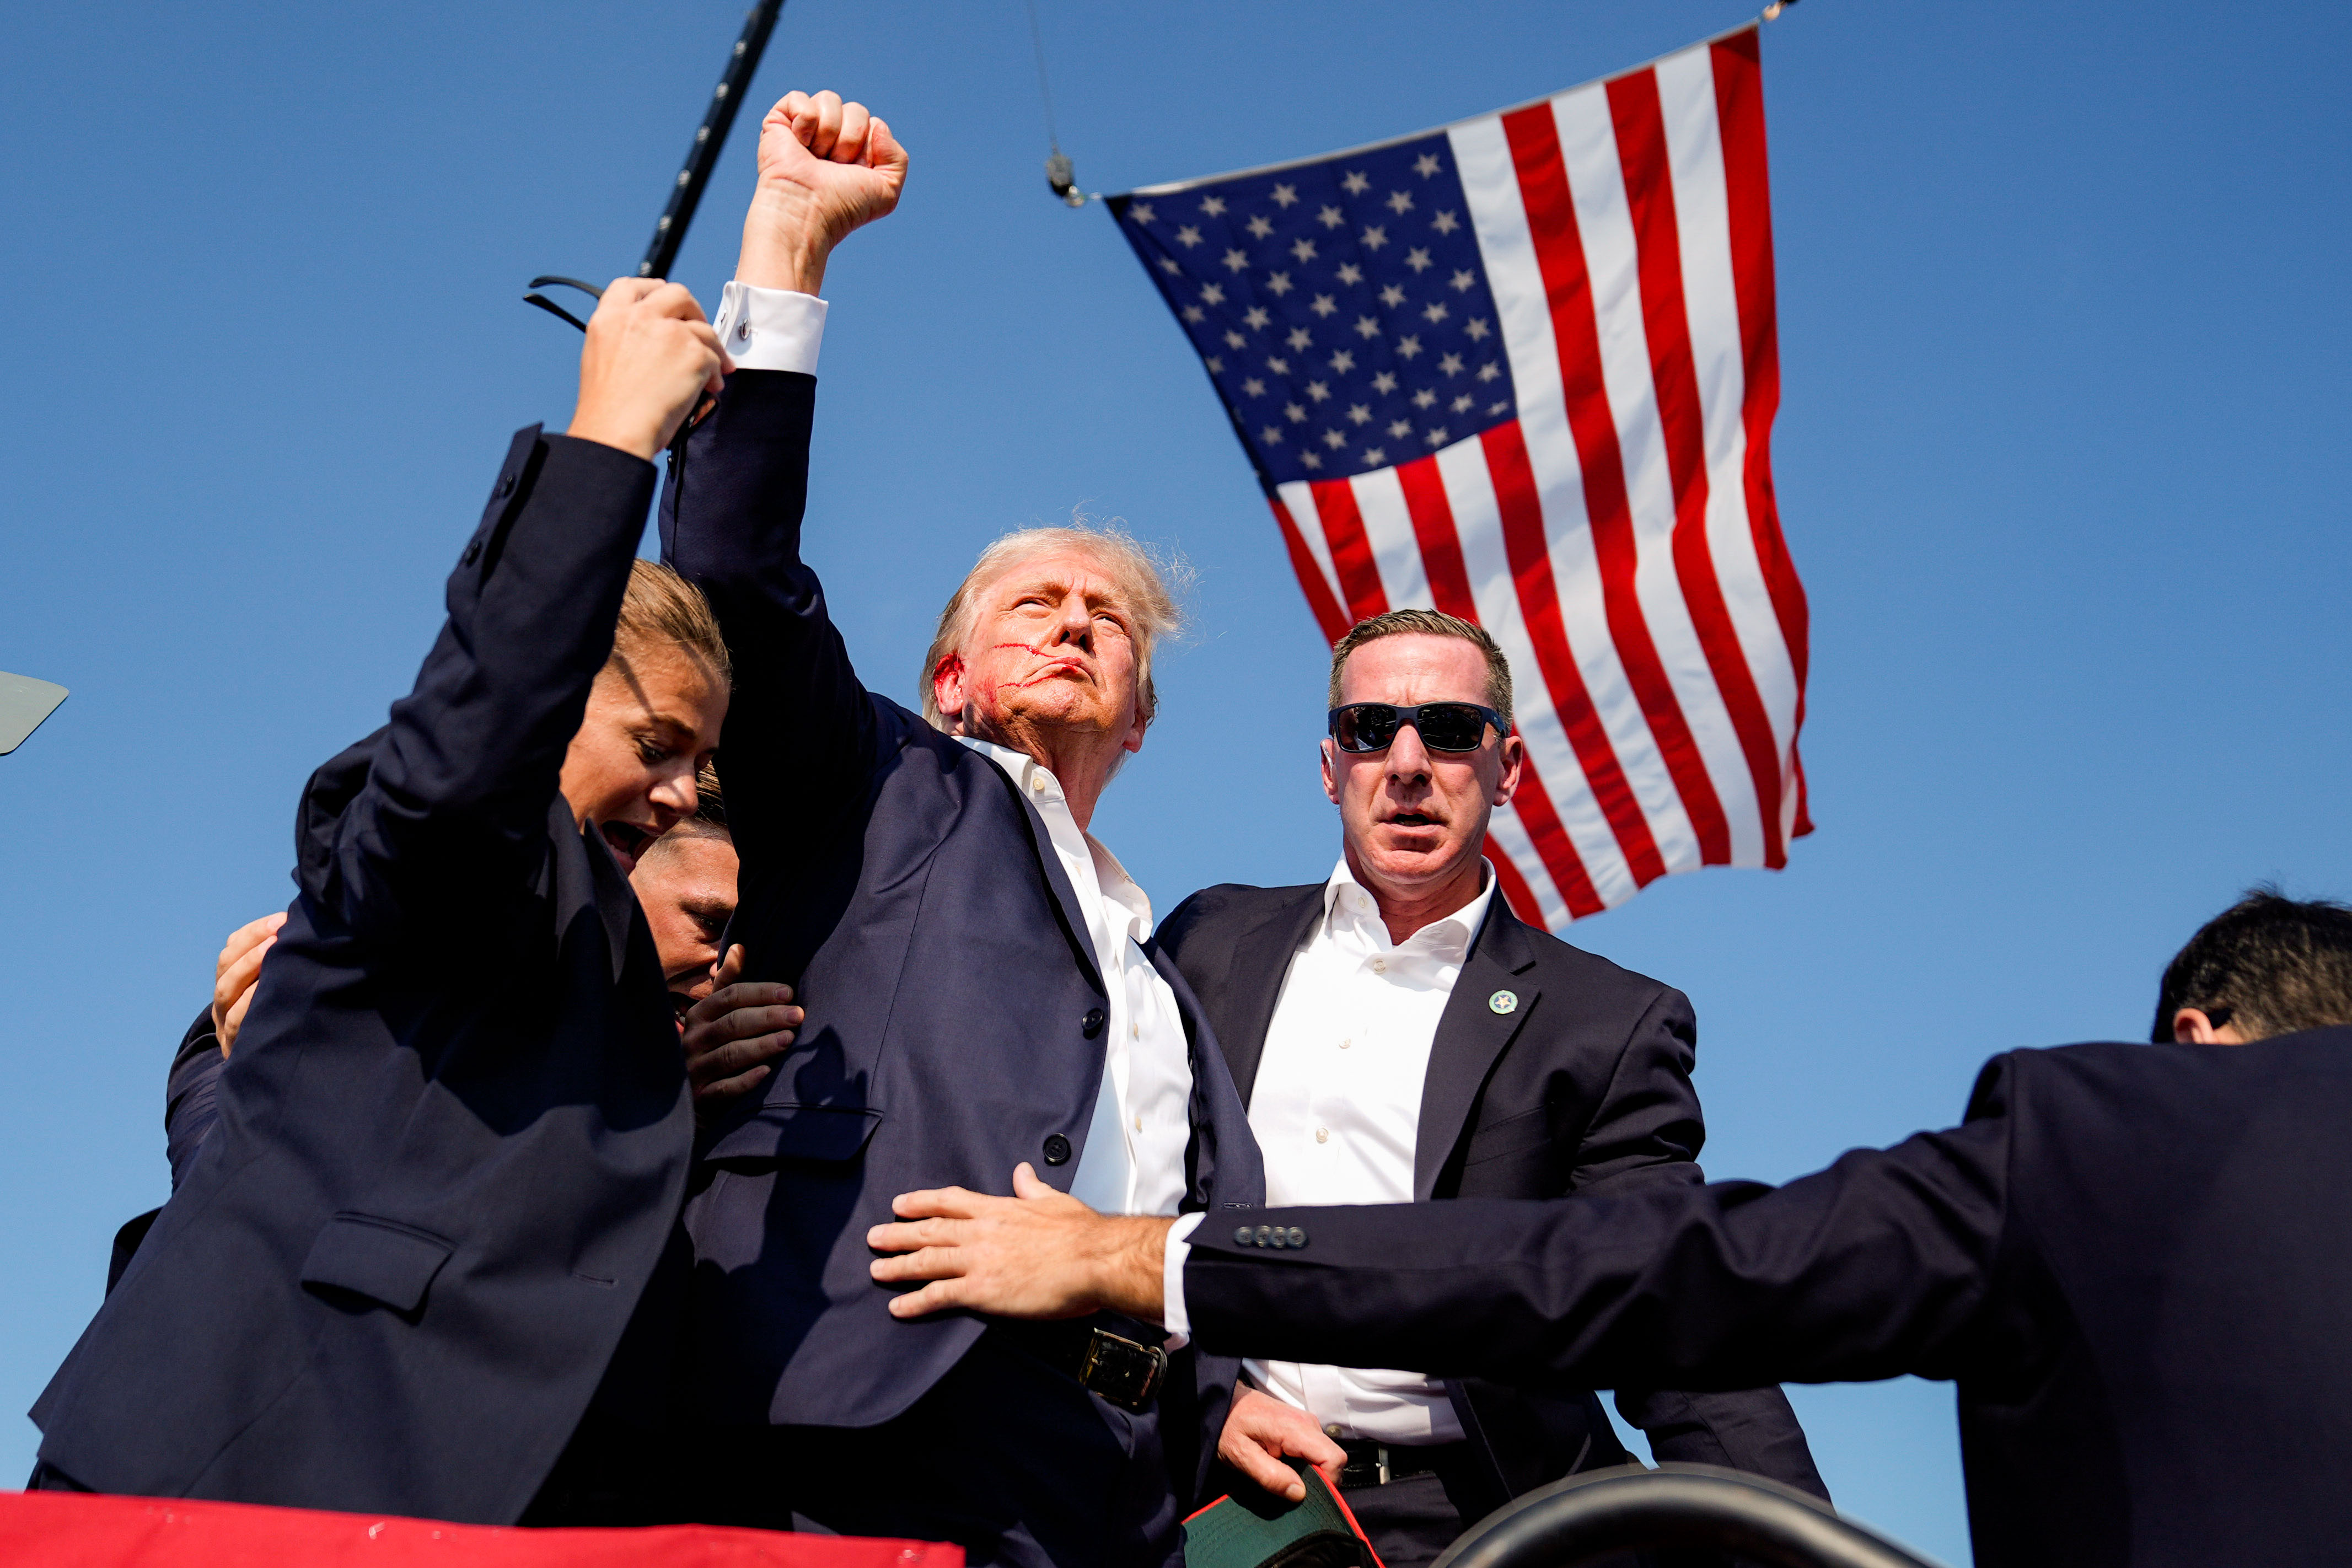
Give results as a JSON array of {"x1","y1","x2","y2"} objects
[{"x1": 737, "y1": 90, "x2": 909, "y2": 296}]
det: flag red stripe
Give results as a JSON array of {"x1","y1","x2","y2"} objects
[
  {"x1": 1607, "y1": 69, "x2": 1789, "y2": 867},
  {"x1": 1308, "y1": 478, "x2": 1389, "y2": 622},
  {"x1": 1268, "y1": 495, "x2": 1351, "y2": 645},
  {"x1": 1483, "y1": 840, "x2": 1548, "y2": 926},
  {"x1": 1501, "y1": 762, "x2": 1607, "y2": 917},
  {"x1": 1393, "y1": 455, "x2": 1479, "y2": 620},
  {"x1": 1712, "y1": 29, "x2": 1813, "y2": 837},
  {"x1": 1499, "y1": 100, "x2": 1732, "y2": 866},
  {"x1": 1394, "y1": 454, "x2": 1604, "y2": 913},
  {"x1": 1479, "y1": 420, "x2": 1665, "y2": 885}
]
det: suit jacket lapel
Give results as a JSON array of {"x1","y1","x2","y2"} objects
[
  {"x1": 1414, "y1": 898, "x2": 1542, "y2": 1200},
  {"x1": 557, "y1": 799, "x2": 638, "y2": 986},
  {"x1": 981, "y1": 754, "x2": 1106, "y2": 996},
  {"x1": 1151, "y1": 946, "x2": 1268, "y2": 1210},
  {"x1": 1221, "y1": 888, "x2": 1327, "y2": 1108}
]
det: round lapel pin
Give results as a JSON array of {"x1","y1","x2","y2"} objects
[{"x1": 1488, "y1": 989, "x2": 1518, "y2": 1016}]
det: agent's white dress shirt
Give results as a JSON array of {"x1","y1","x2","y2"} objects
[
  {"x1": 959, "y1": 739, "x2": 1193, "y2": 1219},
  {"x1": 1228, "y1": 859, "x2": 1495, "y2": 1443},
  {"x1": 1160, "y1": 864, "x2": 1497, "y2": 1412}
]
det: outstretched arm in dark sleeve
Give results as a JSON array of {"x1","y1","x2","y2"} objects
[{"x1": 1186, "y1": 1101, "x2": 2019, "y2": 1395}]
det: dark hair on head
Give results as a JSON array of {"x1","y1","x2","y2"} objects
[
  {"x1": 2151, "y1": 885, "x2": 2352, "y2": 1043},
  {"x1": 1328, "y1": 608, "x2": 1513, "y2": 726}
]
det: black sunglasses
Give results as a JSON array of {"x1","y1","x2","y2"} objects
[{"x1": 1328, "y1": 701, "x2": 1507, "y2": 754}]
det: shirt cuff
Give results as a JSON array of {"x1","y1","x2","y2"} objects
[
  {"x1": 713, "y1": 282, "x2": 826, "y2": 375},
  {"x1": 1162, "y1": 1211, "x2": 1205, "y2": 1349}
]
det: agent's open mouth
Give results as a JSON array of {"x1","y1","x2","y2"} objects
[
  {"x1": 1390, "y1": 812, "x2": 1439, "y2": 828},
  {"x1": 601, "y1": 820, "x2": 655, "y2": 872}
]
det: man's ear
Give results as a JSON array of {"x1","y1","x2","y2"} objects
[
  {"x1": 1320, "y1": 738, "x2": 1341, "y2": 806},
  {"x1": 1492, "y1": 732, "x2": 1526, "y2": 807},
  {"x1": 2173, "y1": 1007, "x2": 2246, "y2": 1045},
  {"x1": 932, "y1": 652, "x2": 968, "y2": 726}
]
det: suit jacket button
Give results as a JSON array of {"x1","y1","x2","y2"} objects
[
  {"x1": 1081, "y1": 1008, "x2": 1107, "y2": 1038},
  {"x1": 1234, "y1": 1225, "x2": 1255, "y2": 1246},
  {"x1": 460, "y1": 539, "x2": 482, "y2": 566},
  {"x1": 494, "y1": 472, "x2": 516, "y2": 500},
  {"x1": 1042, "y1": 1134, "x2": 1072, "y2": 1166},
  {"x1": 1287, "y1": 1227, "x2": 1307, "y2": 1247}
]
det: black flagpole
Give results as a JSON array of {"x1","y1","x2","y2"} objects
[
  {"x1": 639, "y1": 0, "x2": 786, "y2": 280},
  {"x1": 527, "y1": 1, "x2": 787, "y2": 330}
]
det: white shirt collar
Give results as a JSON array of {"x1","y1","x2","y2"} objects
[
  {"x1": 1320, "y1": 855, "x2": 1495, "y2": 962},
  {"x1": 957, "y1": 735, "x2": 1153, "y2": 938}
]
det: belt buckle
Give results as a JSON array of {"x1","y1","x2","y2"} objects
[
  {"x1": 1076, "y1": 1326, "x2": 1167, "y2": 1413},
  {"x1": 1337, "y1": 1445, "x2": 1392, "y2": 1490}
]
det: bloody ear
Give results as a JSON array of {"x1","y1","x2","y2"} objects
[{"x1": 932, "y1": 653, "x2": 966, "y2": 717}]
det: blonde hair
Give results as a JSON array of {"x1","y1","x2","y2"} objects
[
  {"x1": 919, "y1": 524, "x2": 1187, "y2": 729},
  {"x1": 611, "y1": 559, "x2": 730, "y2": 686},
  {"x1": 1328, "y1": 608, "x2": 1512, "y2": 726}
]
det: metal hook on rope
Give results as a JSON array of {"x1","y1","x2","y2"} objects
[{"x1": 1024, "y1": 0, "x2": 1090, "y2": 206}]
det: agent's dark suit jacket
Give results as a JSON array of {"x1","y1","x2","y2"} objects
[
  {"x1": 1183, "y1": 1029, "x2": 2352, "y2": 1568},
  {"x1": 1155, "y1": 883, "x2": 1822, "y2": 1506},
  {"x1": 657, "y1": 372, "x2": 1263, "y2": 1484},
  {"x1": 34, "y1": 432, "x2": 694, "y2": 1524},
  {"x1": 101, "y1": 1008, "x2": 228, "y2": 1296}
]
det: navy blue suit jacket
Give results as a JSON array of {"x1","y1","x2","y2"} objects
[
  {"x1": 658, "y1": 372, "x2": 1263, "y2": 1470},
  {"x1": 1155, "y1": 883, "x2": 1822, "y2": 1505},
  {"x1": 1184, "y1": 1030, "x2": 2352, "y2": 1568},
  {"x1": 34, "y1": 431, "x2": 694, "y2": 1524}
]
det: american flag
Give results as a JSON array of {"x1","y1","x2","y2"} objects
[{"x1": 1110, "y1": 25, "x2": 1810, "y2": 928}]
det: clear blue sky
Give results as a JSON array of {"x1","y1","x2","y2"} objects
[{"x1": 4, "y1": 2, "x2": 2346, "y2": 1559}]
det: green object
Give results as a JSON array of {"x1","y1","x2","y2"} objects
[
  {"x1": 0, "y1": 671, "x2": 67, "y2": 755},
  {"x1": 1182, "y1": 1463, "x2": 1378, "y2": 1568}
]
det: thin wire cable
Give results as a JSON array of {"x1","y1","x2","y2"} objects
[{"x1": 1022, "y1": 0, "x2": 1062, "y2": 155}]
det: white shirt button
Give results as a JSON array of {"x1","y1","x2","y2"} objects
[
  {"x1": 1134, "y1": 1115, "x2": 1143, "y2": 1132},
  {"x1": 1338, "y1": 1037, "x2": 1351, "y2": 1050},
  {"x1": 1315, "y1": 1127, "x2": 1329, "y2": 1143},
  {"x1": 1371, "y1": 958, "x2": 1388, "y2": 974}
]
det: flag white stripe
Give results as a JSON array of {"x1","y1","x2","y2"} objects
[
  {"x1": 1484, "y1": 803, "x2": 1572, "y2": 931},
  {"x1": 1656, "y1": 45, "x2": 1802, "y2": 800},
  {"x1": 1435, "y1": 434, "x2": 1637, "y2": 904},
  {"x1": 1347, "y1": 466, "x2": 1434, "y2": 613},
  {"x1": 1451, "y1": 111, "x2": 1700, "y2": 873},
  {"x1": 1552, "y1": 81, "x2": 1762, "y2": 869},
  {"x1": 1272, "y1": 479, "x2": 1351, "y2": 616}
]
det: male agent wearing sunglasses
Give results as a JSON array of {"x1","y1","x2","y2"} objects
[{"x1": 1146, "y1": 607, "x2": 1825, "y2": 1568}]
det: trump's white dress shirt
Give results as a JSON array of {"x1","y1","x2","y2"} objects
[
  {"x1": 711, "y1": 282, "x2": 828, "y2": 375},
  {"x1": 959, "y1": 739, "x2": 1193, "y2": 1220},
  {"x1": 1230, "y1": 858, "x2": 1496, "y2": 1443}
]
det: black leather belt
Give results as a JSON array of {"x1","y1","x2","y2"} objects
[
  {"x1": 1017, "y1": 1319, "x2": 1168, "y2": 1413},
  {"x1": 1335, "y1": 1438, "x2": 1468, "y2": 1490}
]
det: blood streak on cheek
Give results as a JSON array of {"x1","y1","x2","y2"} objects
[{"x1": 989, "y1": 640, "x2": 1087, "y2": 690}]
